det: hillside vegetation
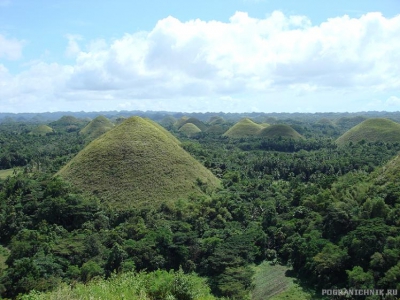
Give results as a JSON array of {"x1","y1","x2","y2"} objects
[
  {"x1": 258, "y1": 124, "x2": 303, "y2": 140},
  {"x1": 223, "y1": 118, "x2": 264, "y2": 138},
  {"x1": 180, "y1": 117, "x2": 208, "y2": 131},
  {"x1": 58, "y1": 117, "x2": 220, "y2": 209},
  {"x1": 336, "y1": 118, "x2": 400, "y2": 145}
]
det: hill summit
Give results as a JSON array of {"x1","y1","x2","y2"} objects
[
  {"x1": 336, "y1": 118, "x2": 400, "y2": 145},
  {"x1": 258, "y1": 124, "x2": 303, "y2": 140},
  {"x1": 223, "y1": 118, "x2": 264, "y2": 138},
  {"x1": 58, "y1": 117, "x2": 220, "y2": 209},
  {"x1": 80, "y1": 115, "x2": 114, "y2": 141}
]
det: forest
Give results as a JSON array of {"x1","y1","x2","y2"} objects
[{"x1": 0, "y1": 112, "x2": 399, "y2": 299}]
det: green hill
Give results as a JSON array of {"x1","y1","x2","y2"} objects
[
  {"x1": 258, "y1": 124, "x2": 303, "y2": 140},
  {"x1": 223, "y1": 118, "x2": 264, "y2": 138},
  {"x1": 180, "y1": 117, "x2": 207, "y2": 131},
  {"x1": 57, "y1": 117, "x2": 220, "y2": 209},
  {"x1": 159, "y1": 116, "x2": 177, "y2": 128},
  {"x1": 317, "y1": 118, "x2": 335, "y2": 126},
  {"x1": 179, "y1": 123, "x2": 202, "y2": 137},
  {"x1": 206, "y1": 124, "x2": 227, "y2": 135},
  {"x1": 336, "y1": 118, "x2": 400, "y2": 146},
  {"x1": 174, "y1": 116, "x2": 189, "y2": 128},
  {"x1": 50, "y1": 115, "x2": 82, "y2": 126},
  {"x1": 80, "y1": 116, "x2": 114, "y2": 140},
  {"x1": 334, "y1": 116, "x2": 367, "y2": 130},
  {"x1": 29, "y1": 125, "x2": 53, "y2": 136},
  {"x1": 208, "y1": 116, "x2": 225, "y2": 125}
]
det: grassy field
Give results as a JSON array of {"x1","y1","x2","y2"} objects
[
  {"x1": 58, "y1": 116, "x2": 220, "y2": 209},
  {"x1": 251, "y1": 262, "x2": 312, "y2": 300},
  {"x1": 336, "y1": 118, "x2": 400, "y2": 145}
]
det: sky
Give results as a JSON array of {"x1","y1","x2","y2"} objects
[{"x1": 0, "y1": 0, "x2": 399, "y2": 113}]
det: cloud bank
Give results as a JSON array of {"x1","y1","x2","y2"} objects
[{"x1": 1, "y1": 11, "x2": 400, "y2": 112}]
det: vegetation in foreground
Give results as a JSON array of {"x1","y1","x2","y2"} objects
[{"x1": 21, "y1": 269, "x2": 216, "y2": 300}]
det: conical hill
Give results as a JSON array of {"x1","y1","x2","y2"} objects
[
  {"x1": 179, "y1": 117, "x2": 207, "y2": 131},
  {"x1": 57, "y1": 117, "x2": 220, "y2": 209},
  {"x1": 179, "y1": 123, "x2": 202, "y2": 137},
  {"x1": 29, "y1": 125, "x2": 54, "y2": 136},
  {"x1": 336, "y1": 118, "x2": 400, "y2": 146},
  {"x1": 80, "y1": 116, "x2": 114, "y2": 140},
  {"x1": 223, "y1": 118, "x2": 263, "y2": 138},
  {"x1": 258, "y1": 124, "x2": 303, "y2": 140}
]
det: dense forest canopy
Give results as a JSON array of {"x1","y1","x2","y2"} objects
[{"x1": 0, "y1": 111, "x2": 400, "y2": 299}]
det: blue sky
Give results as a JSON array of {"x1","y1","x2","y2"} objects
[{"x1": 0, "y1": 0, "x2": 399, "y2": 113}]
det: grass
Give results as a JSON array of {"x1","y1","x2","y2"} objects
[
  {"x1": 258, "y1": 124, "x2": 304, "y2": 140},
  {"x1": 174, "y1": 116, "x2": 190, "y2": 128},
  {"x1": 336, "y1": 118, "x2": 400, "y2": 145},
  {"x1": 251, "y1": 262, "x2": 312, "y2": 300},
  {"x1": 179, "y1": 123, "x2": 202, "y2": 137},
  {"x1": 58, "y1": 116, "x2": 220, "y2": 210},
  {"x1": 208, "y1": 116, "x2": 225, "y2": 125},
  {"x1": 21, "y1": 270, "x2": 217, "y2": 300},
  {"x1": 0, "y1": 168, "x2": 16, "y2": 179},
  {"x1": 223, "y1": 118, "x2": 264, "y2": 138},
  {"x1": 79, "y1": 115, "x2": 114, "y2": 140}
]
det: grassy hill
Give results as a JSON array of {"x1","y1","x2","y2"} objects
[
  {"x1": 258, "y1": 124, "x2": 303, "y2": 140},
  {"x1": 79, "y1": 116, "x2": 114, "y2": 141},
  {"x1": 57, "y1": 116, "x2": 220, "y2": 209},
  {"x1": 159, "y1": 115, "x2": 177, "y2": 128},
  {"x1": 208, "y1": 116, "x2": 225, "y2": 125},
  {"x1": 180, "y1": 117, "x2": 208, "y2": 131},
  {"x1": 179, "y1": 123, "x2": 202, "y2": 137},
  {"x1": 223, "y1": 118, "x2": 264, "y2": 138},
  {"x1": 174, "y1": 116, "x2": 190, "y2": 129},
  {"x1": 336, "y1": 118, "x2": 400, "y2": 146},
  {"x1": 29, "y1": 125, "x2": 53, "y2": 135},
  {"x1": 206, "y1": 124, "x2": 228, "y2": 135}
]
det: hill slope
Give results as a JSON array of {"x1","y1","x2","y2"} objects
[
  {"x1": 58, "y1": 117, "x2": 220, "y2": 209},
  {"x1": 223, "y1": 118, "x2": 264, "y2": 138},
  {"x1": 258, "y1": 124, "x2": 303, "y2": 140},
  {"x1": 79, "y1": 116, "x2": 114, "y2": 140},
  {"x1": 180, "y1": 117, "x2": 207, "y2": 131},
  {"x1": 336, "y1": 118, "x2": 400, "y2": 145}
]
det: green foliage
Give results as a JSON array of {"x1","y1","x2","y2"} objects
[{"x1": 21, "y1": 269, "x2": 216, "y2": 300}]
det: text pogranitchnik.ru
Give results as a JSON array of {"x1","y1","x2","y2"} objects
[{"x1": 322, "y1": 289, "x2": 398, "y2": 296}]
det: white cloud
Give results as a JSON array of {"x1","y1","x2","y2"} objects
[
  {"x1": 1, "y1": 11, "x2": 400, "y2": 112},
  {"x1": 385, "y1": 96, "x2": 400, "y2": 107},
  {"x1": 0, "y1": 34, "x2": 24, "y2": 60}
]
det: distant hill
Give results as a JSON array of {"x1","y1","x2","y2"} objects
[
  {"x1": 223, "y1": 118, "x2": 264, "y2": 138},
  {"x1": 80, "y1": 116, "x2": 114, "y2": 141},
  {"x1": 258, "y1": 124, "x2": 303, "y2": 140},
  {"x1": 335, "y1": 116, "x2": 367, "y2": 130},
  {"x1": 58, "y1": 116, "x2": 220, "y2": 209},
  {"x1": 208, "y1": 116, "x2": 225, "y2": 125},
  {"x1": 179, "y1": 117, "x2": 207, "y2": 131},
  {"x1": 50, "y1": 115, "x2": 87, "y2": 132},
  {"x1": 206, "y1": 124, "x2": 228, "y2": 135},
  {"x1": 174, "y1": 116, "x2": 190, "y2": 129},
  {"x1": 336, "y1": 118, "x2": 400, "y2": 146},
  {"x1": 159, "y1": 116, "x2": 177, "y2": 128},
  {"x1": 29, "y1": 125, "x2": 53, "y2": 136},
  {"x1": 179, "y1": 123, "x2": 202, "y2": 137},
  {"x1": 316, "y1": 118, "x2": 335, "y2": 126}
]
